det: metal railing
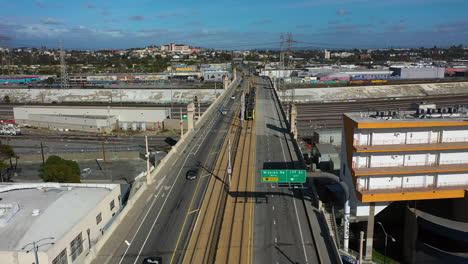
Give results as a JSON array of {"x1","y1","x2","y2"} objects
[
  {"x1": 354, "y1": 136, "x2": 468, "y2": 146},
  {"x1": 353, "y1": 160, "x2": 467, "y2": 169},
  {"x1": 357, "y1": 182, "x2": 468, "y2": 192}
]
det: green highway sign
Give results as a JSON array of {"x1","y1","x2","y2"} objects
[{"x1": 261, "y1": 170, "x2": 306, "y2": 183}]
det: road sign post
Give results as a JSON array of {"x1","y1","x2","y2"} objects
[{"x1": 261, "y1": 170, "x2": 306, "y2": 183}]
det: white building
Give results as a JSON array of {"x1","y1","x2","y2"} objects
[
  {"x1": 340, "y1": 104, "x2": 468, "y2": 260},
  {"x1": 0, "y1": 183, "x2": 122, "y2": 264},
  {"x1": 14, "y1": 106, "x2": 168, "y2": 132}
]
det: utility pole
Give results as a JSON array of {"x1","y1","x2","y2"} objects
[
  {"x1": 40, "y1": 142, "x2": 45, "y2": 165},
  {"x1": 101, "y1": 138, "x2": 110, "y2": 181},
  {"x1": 180, "y1": 107, "x2": 184, "y2": 137},
  {"x1": 227, "y1": 133, "x2": 232, "y2": 189},
  {"x1": 170, "y1": 85, "x2": 173, "y2": 119},
  {"x1": 59, "y1": 41, "x2": 69, "y2": 89},
  {"x1": 241, "y1": 92, "x2": 245, "y2": 127},
  {"x1": 359, "y1": 231, "x2": 365, "y2": 264},
  {"x1": 21, "y1": 237, "x2": 55, "y2": 264}
]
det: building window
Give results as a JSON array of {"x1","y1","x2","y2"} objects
[
  {"x1": 52, "y1": 248, "x2": 68, "y2": 264},
  {"x1": 96, "y1": 213, "x2": 102, "y2": 225},
  {"x1": 110, "y1": 200, "x2": 115, "y2": 211},
  {"x1": 70, "y1": 233, "x2": 83, "y2": 262}
]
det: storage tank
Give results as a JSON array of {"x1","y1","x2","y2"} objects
[
  {"x1": 141, "y1": 122, "x2": 146, "y2": 131},
  {"x1": 131, "y1": 122, "x2": 137, "y2": 131},
  {"x1": 122, "y1": 123, "x2": 128, "y2": 131}
]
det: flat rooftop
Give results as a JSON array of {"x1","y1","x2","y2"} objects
[
  {"x1": 30, "y1": 114, "x2": 115, "y2": 120},
  {"x1": 0, "y1": 183, "x2": 116, "y2": 252},
  {"x1": 345, "y1": 108, "x2": 468, "y2": 124},
  {"x1": 14, "y1": 105, "x2": 167, "y2": 110}
]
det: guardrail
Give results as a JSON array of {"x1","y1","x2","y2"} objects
[{"x1": 354, "y1": 137, "x2": 468, "y2": 146}]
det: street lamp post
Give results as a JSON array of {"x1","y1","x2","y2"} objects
[
  {"x1": 21, "y1": 237, "x2": 55, "y2": 264},
  {"x1": 377, "y1": 222, "x2": 396, "y2": 264},
  {"x1": 227, "y1": 133, "x2": 232, "y2": 189}
]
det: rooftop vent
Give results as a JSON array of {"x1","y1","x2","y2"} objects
[{"x1": 31, "y1": 209, "x2": 40, "y2": 216}]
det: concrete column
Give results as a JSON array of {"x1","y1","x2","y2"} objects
[
  {"x1": 365, "y1": 202, "x2": 376, "y2": 261},
  {"x1": 290, "y1": 104, "x2": 297, "y2": 139},
  {"x1": 223, "y1": 76, "x2": 229, "y2": 90},
  {"x1": 145, "y1": 135, "x2": 152, "y2": 185},
  {"x1": 187, "y1": 102, "x2": 195, "y2": 131}
]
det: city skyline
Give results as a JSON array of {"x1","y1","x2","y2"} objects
[{"x1": 0, "y1": 0, "x2": 467, "y2": 50}]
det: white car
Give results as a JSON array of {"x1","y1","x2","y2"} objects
[{"x1": 231, "y1": 96, "x2": 235, "y2": 100}]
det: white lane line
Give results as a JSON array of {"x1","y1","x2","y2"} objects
[
  {"x1": 131, "y1": 116, "x2": 217, "y2": 264},
  {"x1": 273, "y1": 99, "x2": 309, "y2": 264},
  {"x1": 118, "y1": 111, "x2": 218, "y2": 264},
  {"x1": 117, "y1": 186, "x2": 165, "y2": 264}
]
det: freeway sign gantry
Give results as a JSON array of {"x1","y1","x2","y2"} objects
[{"x1": 261, "y1": 169, "x2": 306, "y2": 183}]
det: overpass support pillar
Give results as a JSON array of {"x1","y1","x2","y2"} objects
[
  {"x1": 365, "y1": 202, "x2": 375, "y2": 261},
  {"x1": 290, "y1": 104, "x2": 297, "y2": 139},
  {"x1": 223, "y1": 76, "x2": 229, "y2": 90},
  {"x1": 187, "y1": 102, "x2": 195, "y2": 131}
]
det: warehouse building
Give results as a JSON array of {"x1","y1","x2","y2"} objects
[
  {"x1": 340, "y1": 103, "x2": 468, "y2": 262},
  {"x1": 0, "y1": 183, "x2": 122, "y2": 264},
  {"x1": 14, "y1": 106, "x2": 168, "y2": 132},
  {"x1": 390, "y1": 66, "x2": 445, "y2": 79}
]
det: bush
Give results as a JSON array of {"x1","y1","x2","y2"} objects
[{"x1": 40, "y1": 155, "x2": 81, "y2": 183}]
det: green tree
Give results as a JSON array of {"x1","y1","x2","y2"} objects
[
  {"x1": 0, "y1": 144, "x2": 16, "y2": 168},
  {"x1": 3, "y1": 95, "x2": 10, "y2": 103},
  {"x1": 0, "y1": 160, "x2": 8, "y2": 182},
  {"x1": 40, "y1": 155, "x2": 81, "y2": 183}
]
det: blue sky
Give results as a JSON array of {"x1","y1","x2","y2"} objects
[{"x1": 0, "y1": 0, "x2": 467, "y2": 49}]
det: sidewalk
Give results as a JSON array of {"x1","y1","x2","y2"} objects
[{"x1": 302, "y1": 189, "x2": 342, "y2": 264}]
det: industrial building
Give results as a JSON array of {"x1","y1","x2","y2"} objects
[
  {"x1": 390, "y1": 66, "x2": 445, "y2": 79},
  {"x1": 340, "y1": 103, "x2": 468, "y2": 262},
  {"x1": 0, "y1": 183, "x2": 122, "y2": 264},
  {"x1": 14, "y1": 106, "x2": 168, "y2": 132}
]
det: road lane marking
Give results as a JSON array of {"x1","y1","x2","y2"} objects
[
  {"x1": 168, "y1": 116, "x2": 221, "y2": 264},
  {"x1": 119, "y1": 111, "x2": 218, "y2": 264},
  {"x1": 273, "y1": 93, "x2": 309, "y2": 264},
  {"x1": 188, "y1": 209, "x2": 199, "y2": 215},
  {"x1": 117, "y1": 186, "x2": 164, "y2": 264}
]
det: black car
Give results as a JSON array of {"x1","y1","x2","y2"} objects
[
  {"x1": 142, "y1": 256, "x2": 162, "y2": 264},
  {"x1": 186, "y1": 168, "x2": 199, "y2": 180}
]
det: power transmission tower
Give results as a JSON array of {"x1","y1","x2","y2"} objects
[
  {"x1": 279, "y1": 33, "x2": 285, "y2": 70},
  {"x1": 59, "y1": 41, "x2": 69, "y2": 89},
  {"x1": 0, "y1": 37, "x2": 11, "y2": 75},
  {"x1": 285, "y1": 32, "x2": 294, "y2": 69}
]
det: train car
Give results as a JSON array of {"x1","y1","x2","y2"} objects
[
  {"x1": 370, "y1": 79, "x2": 388, "y2": 84},
  {"x1": 246, "y1": 108, "x2": 255, "y2": 120},
  {"x1": 348, "y1": 80, "x2": 367, "y2": 85}
]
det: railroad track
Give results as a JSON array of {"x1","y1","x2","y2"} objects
[
  {"x1": 215, "y1": 118, "x2": 255, "y2": 264},
  {"x1": 0, "y1": 133, "x2": 176, "y2": 143},
  {"x1": 181, "y1": 106, "x2": 243, "y2": 264},
  {"x1": 287, "y1": 94, "x2": 468, "y2": 136}
]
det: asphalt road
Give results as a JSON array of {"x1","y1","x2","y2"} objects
[
  {"x1": 254, "y1": 76, "x2": 319, "y2": 264},
  {"x1": 91, "y1": 78, "x2": 242, "y2": 264}
]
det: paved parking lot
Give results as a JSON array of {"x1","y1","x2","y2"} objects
[{"x1": 11, "y1": 158, "x2": 147, "y2": 183}]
